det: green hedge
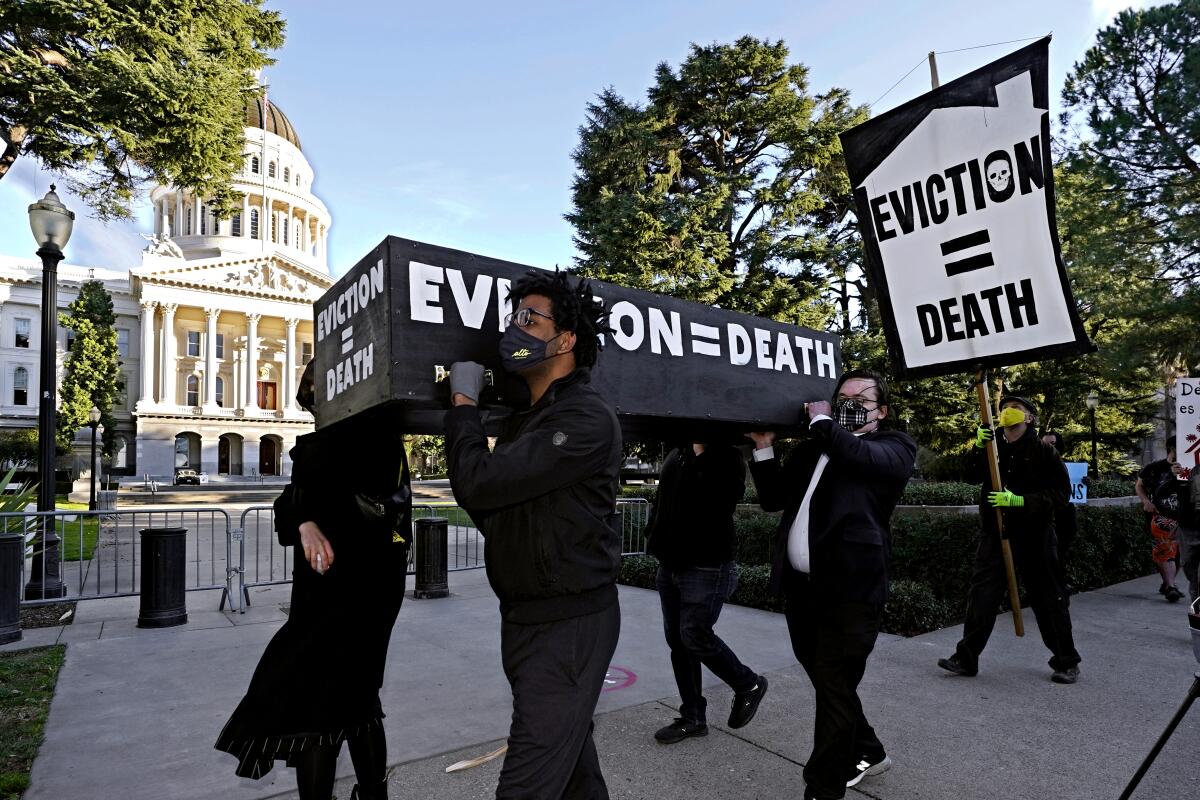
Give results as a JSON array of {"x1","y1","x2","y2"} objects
[{"x1": 619, "y1": 502, "x2": 1153, "y2": 637}]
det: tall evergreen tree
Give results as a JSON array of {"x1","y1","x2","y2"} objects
[
  {"x1": 0, "y1": 0, "x2": 285, "y2": 219},
  {"x1": 567, "y1": 36, "x2": 867, "y2": 327},
  {"x1": 57, "y1": 280, "x2": 121, "y2": 454}
]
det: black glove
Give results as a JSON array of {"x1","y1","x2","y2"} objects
[{"x1": 449, "y1": 361, "x2": 486, "y2": 404}]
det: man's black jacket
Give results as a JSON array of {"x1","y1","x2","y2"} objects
[
  {"x1": 973, "y1": 427, "x2": 1069, "y2": 539},
  {"x1": 646, "y1": 444, "x2": 746, "y2": 569},
  {"x1": 445, "y1": 369, "x2": 622, "y2": 624},
  {"x1": 749, "y1": 420, "x2": 916, "y2": 607}
]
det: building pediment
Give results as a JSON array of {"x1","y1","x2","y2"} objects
[{"x1": 132, "y1": 255, "x2": 333, "y2": 302}]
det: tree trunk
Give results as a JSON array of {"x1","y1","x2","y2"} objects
[{"x1": 0, "y1": 125, "x2": 26, "y2": 182}]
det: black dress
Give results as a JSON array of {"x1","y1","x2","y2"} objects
[{"x1": 215, "y1": 410, "x2": 411, "y2": 779}]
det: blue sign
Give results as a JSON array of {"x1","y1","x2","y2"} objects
[{"x1": 1066, "y1": 462, "x2": 1088, "y2": 505}]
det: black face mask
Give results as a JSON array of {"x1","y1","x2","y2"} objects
[
  {"x1": 498, "y1": 325, "x2": 565, "y2": 373},
  {"x1": 833, "y1": 399, "x2": 871, "y2": 432}
]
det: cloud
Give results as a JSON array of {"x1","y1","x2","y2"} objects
[{"x1": 1090, "y1": 0, "x2": 1160, "y2": 22}]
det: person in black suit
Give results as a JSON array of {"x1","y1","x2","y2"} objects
[{"x1": 747, "y1": 369, "x2": 916, "y2": 800}]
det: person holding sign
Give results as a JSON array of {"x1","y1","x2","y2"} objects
[
  {"x1": 938, "y1": 396, "x2": 1080, "y2": 684},
  {"x1": 445, "y1": 271, "x2": 622, "y2": 800},
  {"x1": 747, "y1": 370, "x2": 915, "y2": 799}
]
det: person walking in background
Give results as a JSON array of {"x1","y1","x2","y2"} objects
[
  {"x1": 747, "y1": 369, "x2": 916, "y2": 800},
  {"x1": 646, "y1": 442, "x2": 768, "y2": 745},
  {"x1": 1136, "y1": 445, "x2": 1185, "y2": 603},
  {"x1": 938, "y1": 396, "x2": 1080, "y2": 684},
  {"x1": 445, "y1": 270, "x2": 622, "y2": 800},
  {"x1": 216, "y1": 363, "x2": 412, "y2": 800},
  {"x1": 1167, "y1": 457, "x2": 1199, "y2": 604},
  {"x1": 1041, "y1": 431, "x2": 1079, "y2": 594}
]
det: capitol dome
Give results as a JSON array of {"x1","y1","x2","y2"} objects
[
  {"x1": 244, "y1": 95, "x2": 302, "y2": 152},
  {"x1": 147, "y1": 94, "x2": 331, "y2": 271}
]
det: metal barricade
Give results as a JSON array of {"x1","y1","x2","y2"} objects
[
  {"x1": 617, "y1": 498, "x2": 651, "y2": 555},
  {"x1": 4, "y1": 507, "x2": 233, "y2": 607}
]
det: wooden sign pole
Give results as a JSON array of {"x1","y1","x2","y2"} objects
[{"x1": 924, "y1": 51, "x2": 1022, "y2": 637}]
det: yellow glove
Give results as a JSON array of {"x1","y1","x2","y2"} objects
[{"x1": 996, "y1": 407, "x2": 1027, "y2": 428}]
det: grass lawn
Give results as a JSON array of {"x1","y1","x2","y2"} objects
[
  {"x1": 55, "y1": 516, "x2": 99, "y2": 562},
  {"x1": 0, "y1": 645, "x2": 66, "y2": 799},
  {"x1": 416, "y1": 504, "x2": 475, "y2": 529}
]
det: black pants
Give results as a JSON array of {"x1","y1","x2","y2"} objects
[
  {"x1": 657, "y1": 563, "x2": 758, "y2": 724},
  {"x1": 784, "y1": 570, "x2": 883, "y2": 800},
  {"x1": 955, "y1": 526, "x2": 1080, "y2": 672},
  {"x1": 497, "y1": 603, "x2": 621, "y2": 800}
]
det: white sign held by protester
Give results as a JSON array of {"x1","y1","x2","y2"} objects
[
  {"x1": 1177, "y1": 378, "x2": 1200, "y2": 478},
  {"x1": 840, "y1": 38, "x2": 1092, "y2": 378}
]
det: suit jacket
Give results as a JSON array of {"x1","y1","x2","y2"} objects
[{"x1": 749, "y1": 419, "x2": 916, "y2": 606}]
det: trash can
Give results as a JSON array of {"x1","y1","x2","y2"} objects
[
  {"x1": 0, "y1": 533, "x2": 22, "y2": 645},
  {"x1": 414, "y1": 517, "x2": 449, "y2": 599},
  {"x1": 137, "y1": 527, "x2": 188, "y2": 628}
]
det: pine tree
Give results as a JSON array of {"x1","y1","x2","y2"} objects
[{"x1": 56, "y1": 280, "x2": 122, "y2": 454}]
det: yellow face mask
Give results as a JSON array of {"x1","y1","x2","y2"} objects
[{"x1": 997, "y1": 407, "x2": 1028, "y2": 428}]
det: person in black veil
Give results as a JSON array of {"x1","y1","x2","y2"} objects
[{"x1": 216, "y1": 361, "x2": 411, "y2": 800}]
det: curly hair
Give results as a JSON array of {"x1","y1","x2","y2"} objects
[{"x1": 508, "y1": 270, "x2": 611, "y2": 368}]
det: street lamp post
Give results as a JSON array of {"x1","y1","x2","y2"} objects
[
  {"x1": 25, "y1": 185, "x2": 74, "y2": 600},
  {"x1": 1086, "y1": 390, "x2": 1100, "y2": 479},
  {"x1": 88, "y1": 406, "x2": 101, "y2": 510}
]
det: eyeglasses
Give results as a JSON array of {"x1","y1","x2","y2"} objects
[{"x1": 504, "y1": 307, "x2": 556, "y2": 329}]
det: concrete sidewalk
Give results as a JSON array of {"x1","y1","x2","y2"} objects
[{"x1": 5, "y1": 569, "x2": 1198, "y2": 799}]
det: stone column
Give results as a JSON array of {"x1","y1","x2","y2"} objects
[
  {"x1": 284, "y1": 318, "x2": 298, "y2": 411},
  {"x1": 174, "y1": 193, "x2": 183, "y2": 236},
  {"x1": 193, "y1": 195, "x2": 202, "y2": 236},
  {"x1": 242, "y1": 194, "x2": 250, "y2": 238},
  {"x1": 286, "y1": 203, "x2": 293, "y2": 248},
  {"x1": 159, "y1": 303, "x2": 177, "y2": 405},
  {"x1": 203, "y1": 308, "x2": 220, "y2": 411},
  {"x1": 245, "y1": 313, "x2": 260, "y2": 410},
  {"x1": 139, "y1": 301, "x2": 157, "y2": 406}
]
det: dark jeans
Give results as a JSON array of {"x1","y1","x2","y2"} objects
[
  {"x1": 955, "y1": 527, "x2": 1081, "y2": 672},
  {"x1": 784, "y1": 569, "x2": 883, "y2": 800},
  {"x1": 497, "y1": 603, "x2": 620, "y2": 800},
  {"x1": 656, "y1": 564, "x2": 757, "y2": 724}
]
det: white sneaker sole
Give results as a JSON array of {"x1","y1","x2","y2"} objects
[{"x1": 846, "y1": 755, "x2": 893, "y2": 788}]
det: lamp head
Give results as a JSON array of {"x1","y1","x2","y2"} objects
[
  {"x1": 1085, "y1": 390, "x2": 1099, "y2": 411},
  {"x1": 28, "y1": 184, "x2": 75, "y2": 252},
  {"x1": 88, "y1": 405, "x2": 102, "y2": 425}
]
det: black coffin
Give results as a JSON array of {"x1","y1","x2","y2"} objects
[{"x1": 313, "y1": 237, "x2": 841, "y2": 441}]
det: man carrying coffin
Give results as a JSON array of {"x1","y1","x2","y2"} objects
[
  {"x1": 747, "y1": 369, "x2": 916, "y2": 799},
  {"x1": 444, "y1": 270, "x2": 622, "y2": 800},
  {"x1": 938, "y1": 395, "x2": 1081, "y2": 683}
]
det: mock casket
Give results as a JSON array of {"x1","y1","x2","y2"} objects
[{"x1": 313, "y1": 237, "x2": 841, "y2": 441}]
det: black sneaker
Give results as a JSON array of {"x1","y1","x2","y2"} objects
[
  {"x1": 727, "y1": 676, "x2": 768, "y2": 729},
  {"x1": 1166, "y1": 586, "x2": 1184, "y2": 603},
  {"x1": 937, "y1": 654, "x2": 978, "y2": 677},
  {"x1": 654, "y1": 718, "x2": 708, "y2": 744},
  {"x1": 1051, "y1": 665, "x2": 1080, "y2": 684},
  {"x1": 846, "y1": 753, "x2": 893, "y2": 788}
]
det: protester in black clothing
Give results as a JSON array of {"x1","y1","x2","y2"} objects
[
  {"x1": 938, "y1": 396, "x2": 1080, "y2": 684},
  {"x1": 646, "y1": 443, "x2": 766, "y2": 744},
  {"x1": 445, "y1": 270, "x2": 622, "y2": 800},
  {"x1": 216, "y1": 363, "x2": 411, "y2": 800},
  {"x1": 747, "y1": 370, "x2": 915, "y2": 800},
  {"x1": 1041, "y1": 431, "x2": 1078, "y2": 592}
]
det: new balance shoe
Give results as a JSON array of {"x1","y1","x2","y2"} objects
[
  {"x1": 654, "y1": 718, "x2": 708, "y2": 744},
  {"x1": 936, "y1": 654, "x2": 978, "y2": 677},
  {"x1": 846, "y1": 753, "x2": 893, "y2": 788},
  {"x1": 728, "y1": 675, "x2": 768, "y2": 729}
]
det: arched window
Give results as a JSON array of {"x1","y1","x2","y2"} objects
[
  {"x1": 296, "y1": 173, "x2": 302, "y2": 187},
  {"x1": 112, "y1": 436, "x2": 127, "y2": 469},
  {"x1": 251, "y1": 155, "x2": 260, "y2": 174},
  {"x1": 268, "y1": 161, "x2": 276, "y2": 178},
  {"x1": 282, "y1": 217, "x2": 289, "y2": 246},
  {"x1": 283, "y1": 167, "x2": 290, "y2": 183},
  {"x1": 186, "y1": 375, "x2": 200, "y2": 406},
  {"x1": 271, "y1": 212, "x2": 278, "y2": 243},
  {"x1": 215, "y1": 376, "x2": 225, "y2": 407},
  {"x1": 13, "y1": 366, "x2": 28, "y2": 405},
  {"x1": 250, "y1": 209, "x2": 260, "y2": 240},
  {"x1": 200, "y1": 204, "x2": 207, "y2": 235},
  {"x1": 185, "y1": 207, "x2": 192, "y2": 236},
  {"x1": 231, "y1": 213, "x2": 242, "y2": 237}
]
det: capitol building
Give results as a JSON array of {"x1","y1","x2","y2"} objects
[{"x1": 0, "y1": 97, "x2": 334, "y2": 480}]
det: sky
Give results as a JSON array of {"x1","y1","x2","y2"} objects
[{"x1": 0, "y1": 0, "x2": 1162, "y2": 279}]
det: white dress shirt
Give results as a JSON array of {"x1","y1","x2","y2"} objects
[{"x1": 752, "y1": 414, "x2": 832, "y2": 573}]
